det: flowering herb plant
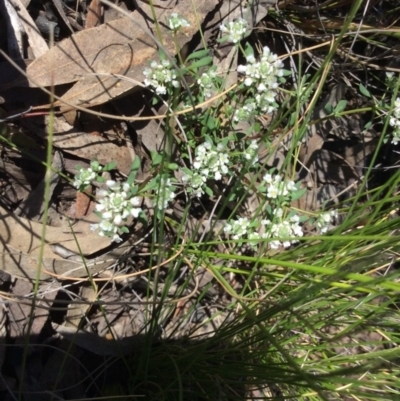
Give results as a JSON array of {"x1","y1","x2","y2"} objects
[{"x1": 73, "y1": 14, "x2": 338, "y2": 248}]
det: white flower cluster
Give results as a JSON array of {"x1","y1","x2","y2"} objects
[
  {"x1": 143, "y1": 60, "x2": 180, "y2": 95},
  {"x1": 197, "y1": 69, "x2": 217, "y2": 98},
  {"x1": 155, "y1": 176, "x2": 176, "y2": 210},
  {"x1": 91, "y1": 180, "x2": 142, "y2": 243},
  {"x1": 261, "y1": 210, "x2": 303, "y2": 249},
  {"x1": 182, "y1": 141, "x2": 230, "y2": 197},
  {"x1": 233, "y1": 100, "x2": 258, "y2": 123},
  {"x1": 315, "y1": 210, "x2": 338, "y2": 233},
  {"x1": 389, "y1": 97, "x2": 400, "y2": 145},
  {"x1": 224, "y1": 217, "x2": 251, "y2": 240},
  {"x1": 234, "y1": 46, "x2": 284, "y2": 121},
  {"x1": 224, "y1": 209, "x2": 304, "y2": 249},
  {"x1": 168, "y1": 13, "x2": 190, "y2": 31},
  {"x1": 73, "y1": 160, "x2": 102, "y2": 190},
  {"x1": 243, "y1": 140, "x2": 258, "y2": 164},
  {"x1": 262, "y1": 173, "x2": 296, "y2": 199},
  {"x1": 219, "y1": 17, "x2": 248, "y2": 44}
]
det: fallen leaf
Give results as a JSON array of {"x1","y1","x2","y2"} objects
[
  {"x1": 86, "y1": 0, "x2": 103, "y2": 28},
  {"x1": 50, "y1": 117, "x2": 133, "y2": 175},
  {"x1": 0, "y1": 204, "x2": 110, "y2": 258},
  {"x1": 16, "y1": 0, "x2": 218, "y2": 92}
]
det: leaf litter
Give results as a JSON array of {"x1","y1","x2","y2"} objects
[{"x1": 0, "y1": 0, "x2": 399, "y2": 399}]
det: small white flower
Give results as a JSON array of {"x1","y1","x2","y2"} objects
[
  {"x1": 99, "y1": 220, "x2": 114, "y2": 232},
  {"x1": 263, "y1": 174, "x2": 273, "y2": 183},
  {"x1": 113, "y1": 214, "x2": 122, "y2": 225},
  {"x1": 106, "y1": 180, "x2": 116, "y2": 189},
  {"x1": 131, "y1": 208, "x2": 141, "y2": 218},
  {"x1": 111, "y1": 234, "x2": 123, "y2": 243},
  {"x1": 90, "y1": 224, "x2": 99, "y2": 232},
  {"x1": 102, "y1": 211, "x2": 113, "y2": 220},
  {"x1": 267, "y1": 186, "x2": 279, "y2": 199},
  {"x1": 244, "y1": 77, "x2": 253, "y2": 87},
  {"x1": 156, "y1": 85, "x2": 167, "y2": 95},
  {"x1": 95, "y1": 203, "x2": 106, "y2": 212},
  {"x1": 270, "y1": 240, "x2": 280, "y2": 249},
  {"x1": 257, "y1": 83, "x2": 267, "y2": 92},
  {"x1": 247, "y1": 54, "x2": 256, "y2": 64},
  {"x1": 130, "y1": 197, "x2": 140, "y2": 206}
]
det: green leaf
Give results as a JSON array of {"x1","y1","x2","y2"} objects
[
  {"x1": 182, "y1": 167, "x2": 193, "y2": 176},
  {"x1": 185, "y1": 49, "x2": 210, "y2": 62},
  {"x1": 244, "y1": 43, "x2": 254, "y2": 58},
  {"x1": 333, "y1": 100, "x2": 347, "y2": 115},
  {"x1": 227, "y1": 191, "x2": 237, "y2": 202},
  {"x1": 131, "y1": 156, "x2": 141, "y2": 173},
  {"x1": 138, "y1": 212, "x2": 148, "y2": 226},
  {"x1": 127, "y1": 156, "x2": 141, "y2": 184},
  {"x1": 167, "y1": 163, "x2": 179, "y2": 170},
  {"x1": 142, "y1": 180, "x2": 158, "y2": 192},
  {"x1": 359, "y1": 83, "x2": 371, "y2": 98},
  {"x1": 364, "y1": 121, "x2": 372, "y2": 130},
  {"x1": 205, "y1": 186, "x2": 213, "y2": 197},
  {"x1": 325, "y1": 103, "x2": 333, "y2": 114},
  {"x1": 120, "y1": 226, "x2": 129, "y2": 233},
  {"x1": 103, "y1": 161, "x2": 116, "y2": 171},
  {"x1": 151, "y1": 152, "x2": 163, "y2": 166},
  {"x1": 206, "y1": 115, "x2": 216, "y2": 130},
  {"x1": 291, "y1": 187, "x2": 307, "y2": 201},
  {"x1": 300, "y1": 215, "x2": 310, "y2": 223},
  {"x1": 188, "y1": 57, "x2": 213, "y2": 70}
]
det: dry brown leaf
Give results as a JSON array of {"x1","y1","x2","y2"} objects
[
  {"x1": 1, "y1": 240, "x2": 134, "y2": 281},
  {"x1": 0, "y1": 204, "x2": 110, "y2": 258},
  {"x1": 0, "y1": 204, "x2": 114, "y2": 279},
  {"x1": 50, "y1": 116, "x2": 133, "y2": 175},
  {"x1": 58, "y1": 42, "x2": 138, "y2": 109},
  {"x1": 58, "y1": 0, "x2": 223, "y2": 108},
  {"x1": 86, "y1": 0, "x2": 103, "y2": 28},
  {"x1": 19, "y1": 11, "x2": 136, "y2": 88},
  {"x1": 54, "y1": 132, "x2": 133, "y2": 175},
  {"x1": 14, "y1": 0, "x2": 218, "y2": 93}
]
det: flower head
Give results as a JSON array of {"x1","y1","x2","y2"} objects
[
  {"x1": 220, "y1": 18, "x2": 248, "y2": 44},
  {"x1": 168, "y1": 13, "x2": 190, "y2": 31},
  {"x1": 143, "y1": 59, "x2": 180, "y2": 95},
  {"x1": 92, "y1": 182, "x2": 142, "y2": 242}
]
